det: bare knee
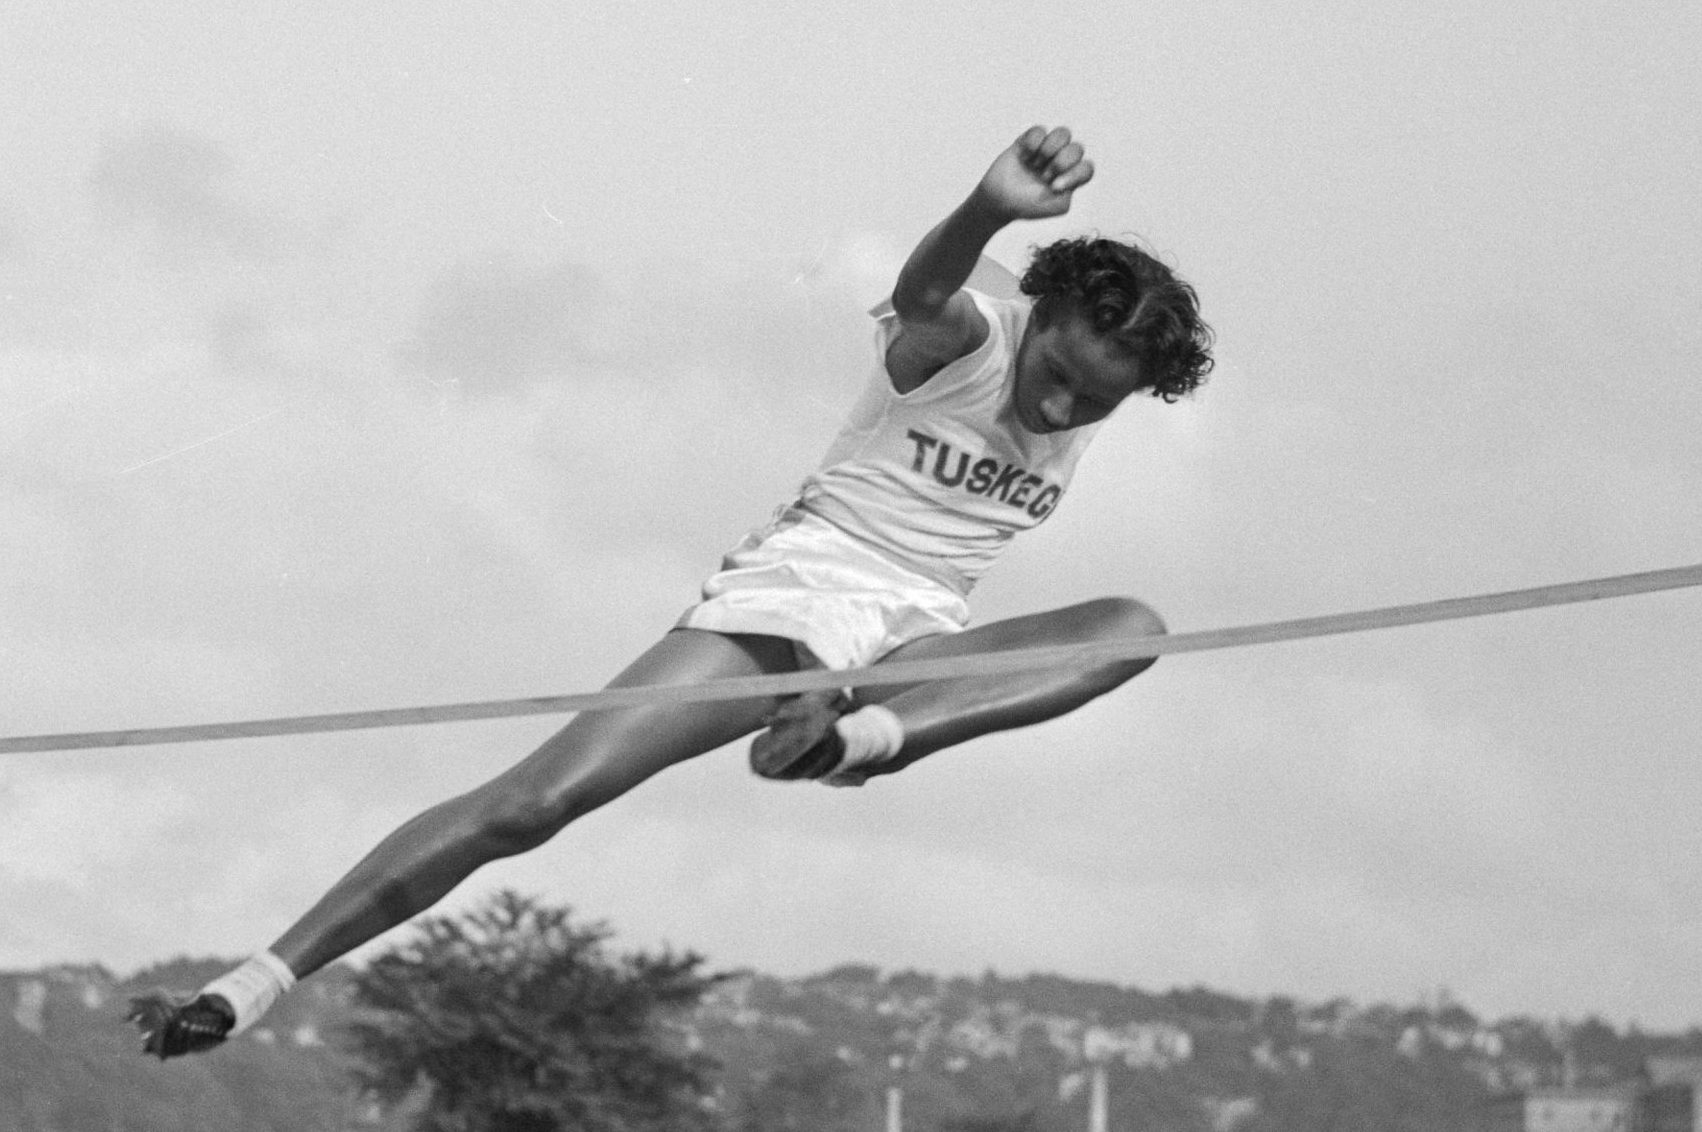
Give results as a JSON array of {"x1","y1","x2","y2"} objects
[
  {"x1": 468, "y1": 709, "x2": 701, "y2": 855},
  {"x1": 465, "y1": 763, "x2": 615, "y2": 858},
  {"x1": 1077, "y1": 595, "x2": 1167, "y2": 687},
  {"x1": 1079, "y1": 595, "x2": 1167, "y2": 638}
]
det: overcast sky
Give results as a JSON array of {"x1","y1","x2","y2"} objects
[{"x1": 3, "y1": 0, "x2": 1700, "y2": 1030}]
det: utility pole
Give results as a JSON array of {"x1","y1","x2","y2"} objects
[
  {"x1": 886, "y1": 1052, "x2": 906, "y2": 1132},
  {"x1": 1088, "y1": 1061, "x2": 1108, "y2": 1132}
]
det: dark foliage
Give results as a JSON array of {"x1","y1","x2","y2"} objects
[
  {"x1": 338, "y1": 890, "x2": 725, "y2": 1132},
  {"x1": 725, "y1": 1039, "x2": 870, "y2": 1132},
  {"x1": 1243, "y1": 1038, "x2": 1495, "y2": 1132},
  {"x1": 6, "y1": 948, "x2": 1701, "y2": 1132}
]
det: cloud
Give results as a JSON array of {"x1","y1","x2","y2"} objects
[
  {"x1": 0, "y1": 208, "x2": 23, "y2": 264},
  {"x1": 0, "y1": 765, "x2": 198, "y2": 964},
  {"x1": 0, "y1": 752, "x2": 434, "y2": 969},
  {"x1": 85, "y1": 126, "x2": 271, "y2": 262},
  {"x1": 396, "y1": 256, "x2": 613, "y2": 395}
]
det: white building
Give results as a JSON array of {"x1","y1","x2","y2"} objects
[{"x1": 1523, "y1": 1086, "x2": 1635, "y2": 1132}]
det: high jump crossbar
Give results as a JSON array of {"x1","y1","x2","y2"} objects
[{"x1": 2, "y1": 562, "x2": 1698, "y2": 755}]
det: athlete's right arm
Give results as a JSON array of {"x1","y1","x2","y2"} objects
[
  {"x1": 885, "y1": 198, "x2": 1003, "y2": 394},
  {"x1": 885, "y1": 126, "x2": 1094, "y2": 394}
]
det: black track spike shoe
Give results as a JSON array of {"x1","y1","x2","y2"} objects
[
  {"x1": 129, "y1": 991, "x2": 236, "y2": 1059},
  {"x1": 749, "y1": 690, "x2": 852, "y2": 780}
]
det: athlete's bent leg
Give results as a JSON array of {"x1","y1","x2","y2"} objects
[
  {"x1": 859, "y1": 595, "x2": 1165, "y2": 772},
  {"x1": 747, "y1": 596, "x2": 1165, "y2": 785}
]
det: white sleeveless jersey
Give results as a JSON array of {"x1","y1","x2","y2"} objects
[{"x1": 797, "y1": 290, "x2": 1101, "y2": 596}]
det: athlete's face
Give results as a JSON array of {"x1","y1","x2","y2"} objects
[{"x1": 1010, "y1": 309, "x2": 1147, "y2": 434}]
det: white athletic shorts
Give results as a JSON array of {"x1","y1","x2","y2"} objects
[{"x1": 676, "y1": 505, "x2": 969, "y2": 670}]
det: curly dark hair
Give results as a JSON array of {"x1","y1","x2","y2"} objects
[{"x1": 1020, "y1": 236, "x2": 1214, "y2": 402}]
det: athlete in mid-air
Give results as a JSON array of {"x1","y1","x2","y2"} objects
[{"x1": 132, "y1": 124, "x2": 1214, "y2": 1057}]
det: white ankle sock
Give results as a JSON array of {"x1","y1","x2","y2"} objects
[
  {"x1": 200, "y1": 951, "x2": 296, "y2": 1036},
  {"x1": 823, "y1": 705, "x2": 905, "y2": 787}
]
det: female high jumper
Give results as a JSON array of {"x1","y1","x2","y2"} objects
[{"x1": 132, "y1": 125, "x2": 1215, "y2": 1057}]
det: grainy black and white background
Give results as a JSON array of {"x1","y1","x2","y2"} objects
[{"x1": 2, "y1": 1, "x2": 1699, "y2": 1027}]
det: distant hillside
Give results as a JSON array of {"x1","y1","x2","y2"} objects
[{"x1": 4, "y1": 959, "x2": 1698, "y2": 1131}]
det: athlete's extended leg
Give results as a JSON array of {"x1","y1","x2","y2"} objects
[
  {"x1": 134, "y1": 628, "x2": 794, "y2": 1057},
  {"x1": 752, "y1": 596, "x2": 1164, "y2": 781},
  {"x1": 271, "y1": 629, "x2": 794, "y2": 976}
]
